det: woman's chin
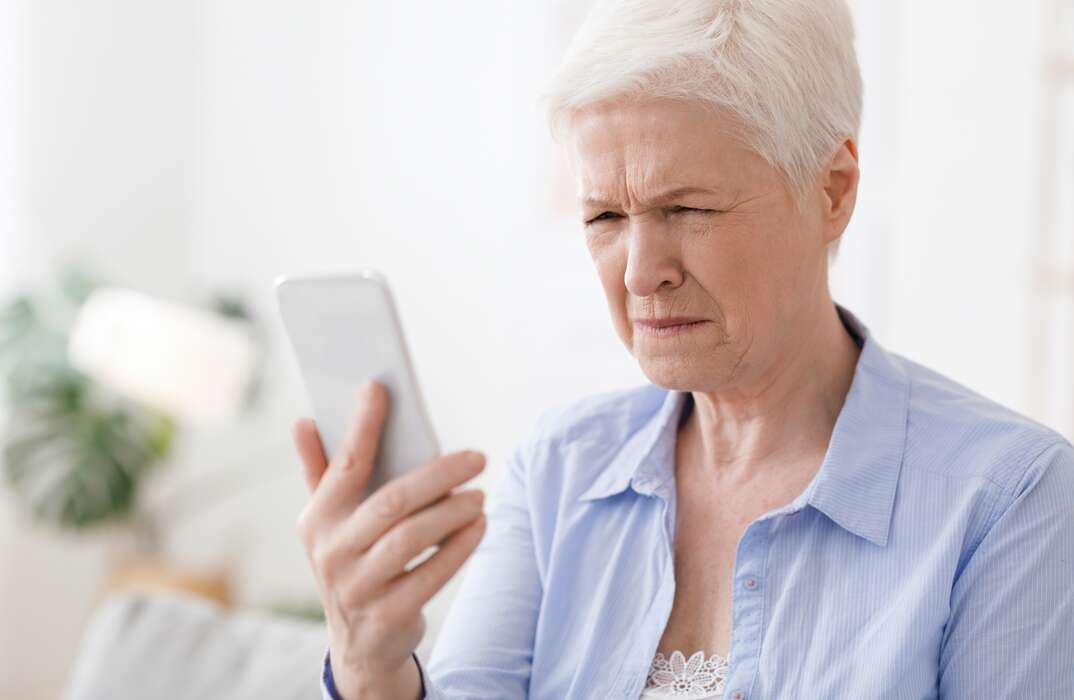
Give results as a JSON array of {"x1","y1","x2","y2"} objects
[{"x1": 636, "y1": 359, "x2": 720, "y2": 393}]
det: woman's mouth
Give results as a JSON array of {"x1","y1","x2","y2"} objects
[{"x1": 633, "y1": 319, "x2": 709, "y2": 337}]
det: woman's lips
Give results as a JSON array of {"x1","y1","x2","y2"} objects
[{"x1": 633, "y1": 318, "x2": 709, "y2": 337}]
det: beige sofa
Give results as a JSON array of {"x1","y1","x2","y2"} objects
[{"x1": 65, "y1": 590, "x2": 328, "y2": 700}]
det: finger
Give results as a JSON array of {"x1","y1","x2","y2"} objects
[
  {"x1": 343, "y1": 449, "x2": 486, "y2": 554},
  {"x1": 317, "y1": 379, "x2": 389, "y2": 509},
  {"x1": 336, "y1": 379, "x2": 387, "y2": 473},
  {"x1": 292, "y1": 418, "x2": 329, "y2": 495},
  {"x1": 350, "y1": 488, "x2": 485, "y2": 595},
  {"x1": 382, "y1": 512, "x2": 487, "y2": 610}
]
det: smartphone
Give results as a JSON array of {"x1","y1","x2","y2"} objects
[{"x1": 274, "y1": 269, "x2": 441, "y2": 500}]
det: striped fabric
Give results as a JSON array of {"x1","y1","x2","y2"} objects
[{"x1": 322, "y1": 303, "x2": 1074, "y2": 699}]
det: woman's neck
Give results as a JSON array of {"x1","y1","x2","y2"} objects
[{"x1": 681, "y1": 299, "x2": 861, "y2": 486}]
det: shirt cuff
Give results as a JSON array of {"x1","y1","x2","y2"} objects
[
  {"x1": 322, "y1": 648, "x2": 429, "y2": 700},
  {"x1": 322, "y1": 648, "x2": 343, "y2": 700},
  {"x1": 412, "y1": 651, "x2": 429, "y2": 698}
]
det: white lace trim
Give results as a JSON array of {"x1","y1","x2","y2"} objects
[{"x1": 642, "y1": 649, "x2": 729, "y2": 697}]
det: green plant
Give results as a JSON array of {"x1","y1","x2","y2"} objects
[
  {"x1": 0, "y1": 263, "x2": 265, "y2": 534},
  {"x1": 0, "y1": 265, "x2": 177, "y2": 530}
]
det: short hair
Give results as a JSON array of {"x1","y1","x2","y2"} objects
[{"x1": 539, "y1": 0, "x2": 863, "y2": 260}]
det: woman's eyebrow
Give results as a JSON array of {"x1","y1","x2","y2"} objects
[{"x1": 582, "y1": 185, "x2": 726, "y2": 209}]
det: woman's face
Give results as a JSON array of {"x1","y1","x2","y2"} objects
[{"x1": 567, "y1": 97, "x2": 848, "y2": 392}]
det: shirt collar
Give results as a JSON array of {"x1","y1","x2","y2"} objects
[{"x1": 577, "y1": 302, "x2": 910, "y2": 547}]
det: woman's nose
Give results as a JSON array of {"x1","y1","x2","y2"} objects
[{"x1": 623, "y1": 218, "x2": 683, "y2": 297}]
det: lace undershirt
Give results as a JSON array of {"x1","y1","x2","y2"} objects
[{"x1": 640, "y1": 649, "x2": 729, "y2": 698}]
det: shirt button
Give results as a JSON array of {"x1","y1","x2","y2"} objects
[
  {"x1": 731, "y1": 690, "x2": 745, "y2": 700},
  {"x1": 744, "y1": 577, "x2": 758, "y2": 590}
]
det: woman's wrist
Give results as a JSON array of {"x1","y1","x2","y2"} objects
[{"x1": 326, "y1": 649, "x2": 423, "y2": 700}]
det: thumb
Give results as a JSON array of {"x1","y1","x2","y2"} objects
[{"x1": 292, "y1": 418, "x2": 329, "y2": 495}]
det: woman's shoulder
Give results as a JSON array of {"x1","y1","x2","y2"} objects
[
  {"x1": 508, "y1": 382, "x2": 668, "y2": 501},
  {"x1": 891, "y1": 351, "x2": 1071, "y2": 489},
  {"x1": 529, "y1": 382, "x2": 667, "y2": 448}
]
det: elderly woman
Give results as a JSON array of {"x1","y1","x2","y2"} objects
[{"x1": 298, "y1": 1, "x2": 1074, "y2": 698}]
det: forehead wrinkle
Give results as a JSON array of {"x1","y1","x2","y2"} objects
[
  {"x1": 576, "y1": 135, "x2": 732, "y2": 211},
  {"x1": 582, "y1": 165, "x2": 730, "y2": 210},
  {"x1": 585, "y1": 135, "x2": 729, "y2": 203}
]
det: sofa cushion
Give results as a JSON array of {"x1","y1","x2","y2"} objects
[{"x1": 65, "y1": 590, "x2": 328, "y2": 700}]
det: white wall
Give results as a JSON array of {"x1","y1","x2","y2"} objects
[
  {"x1": 0, "y1": 6, "x2": 18, "y2": 284},
  {"x1": 836, "y1": 0, "x2": 1047, "y2": 421},
  {"x1": 888, "y1": 0, "x2": 1043, "y2": 414},
  {"x1": 18, "y1": 0, "x2": 197, "y2": 294},
  {"x1": 0, "y1": 0, "x2": 22, "y2": 694},
  {"x1": 0, "y1": 1, "x2": 198, "y2": 697}
]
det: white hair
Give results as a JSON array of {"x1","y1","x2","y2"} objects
[{"x1": 539, "y1": 0, "x2": 863, "y2": 260}]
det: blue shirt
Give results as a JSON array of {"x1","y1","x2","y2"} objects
[{"x1": 322, "y1": 303, "x2": 1074, "y2": 699}]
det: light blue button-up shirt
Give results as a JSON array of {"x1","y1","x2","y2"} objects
[{"x1": 322, "y1": 303, "x2": 1074, "y2": 699}]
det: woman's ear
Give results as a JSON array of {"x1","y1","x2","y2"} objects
[{"x1": 821, "y1": 138, "x2": 860, "y2": 243}]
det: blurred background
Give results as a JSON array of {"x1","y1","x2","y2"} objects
[{"x1": 0, "y1": 0, "x2": 1071, "y2": 698}]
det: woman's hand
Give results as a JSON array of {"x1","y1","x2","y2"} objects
[{"x1": 291, "y1": 379, "x2": 488, "y2": 700}]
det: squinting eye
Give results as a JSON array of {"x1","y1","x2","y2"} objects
[
  {"x1": 585, "y1": 211, "x2": 621, "y2": 225},
  {"x1": 669, "y1": 206, "x2": 707, "y2": 214}
]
